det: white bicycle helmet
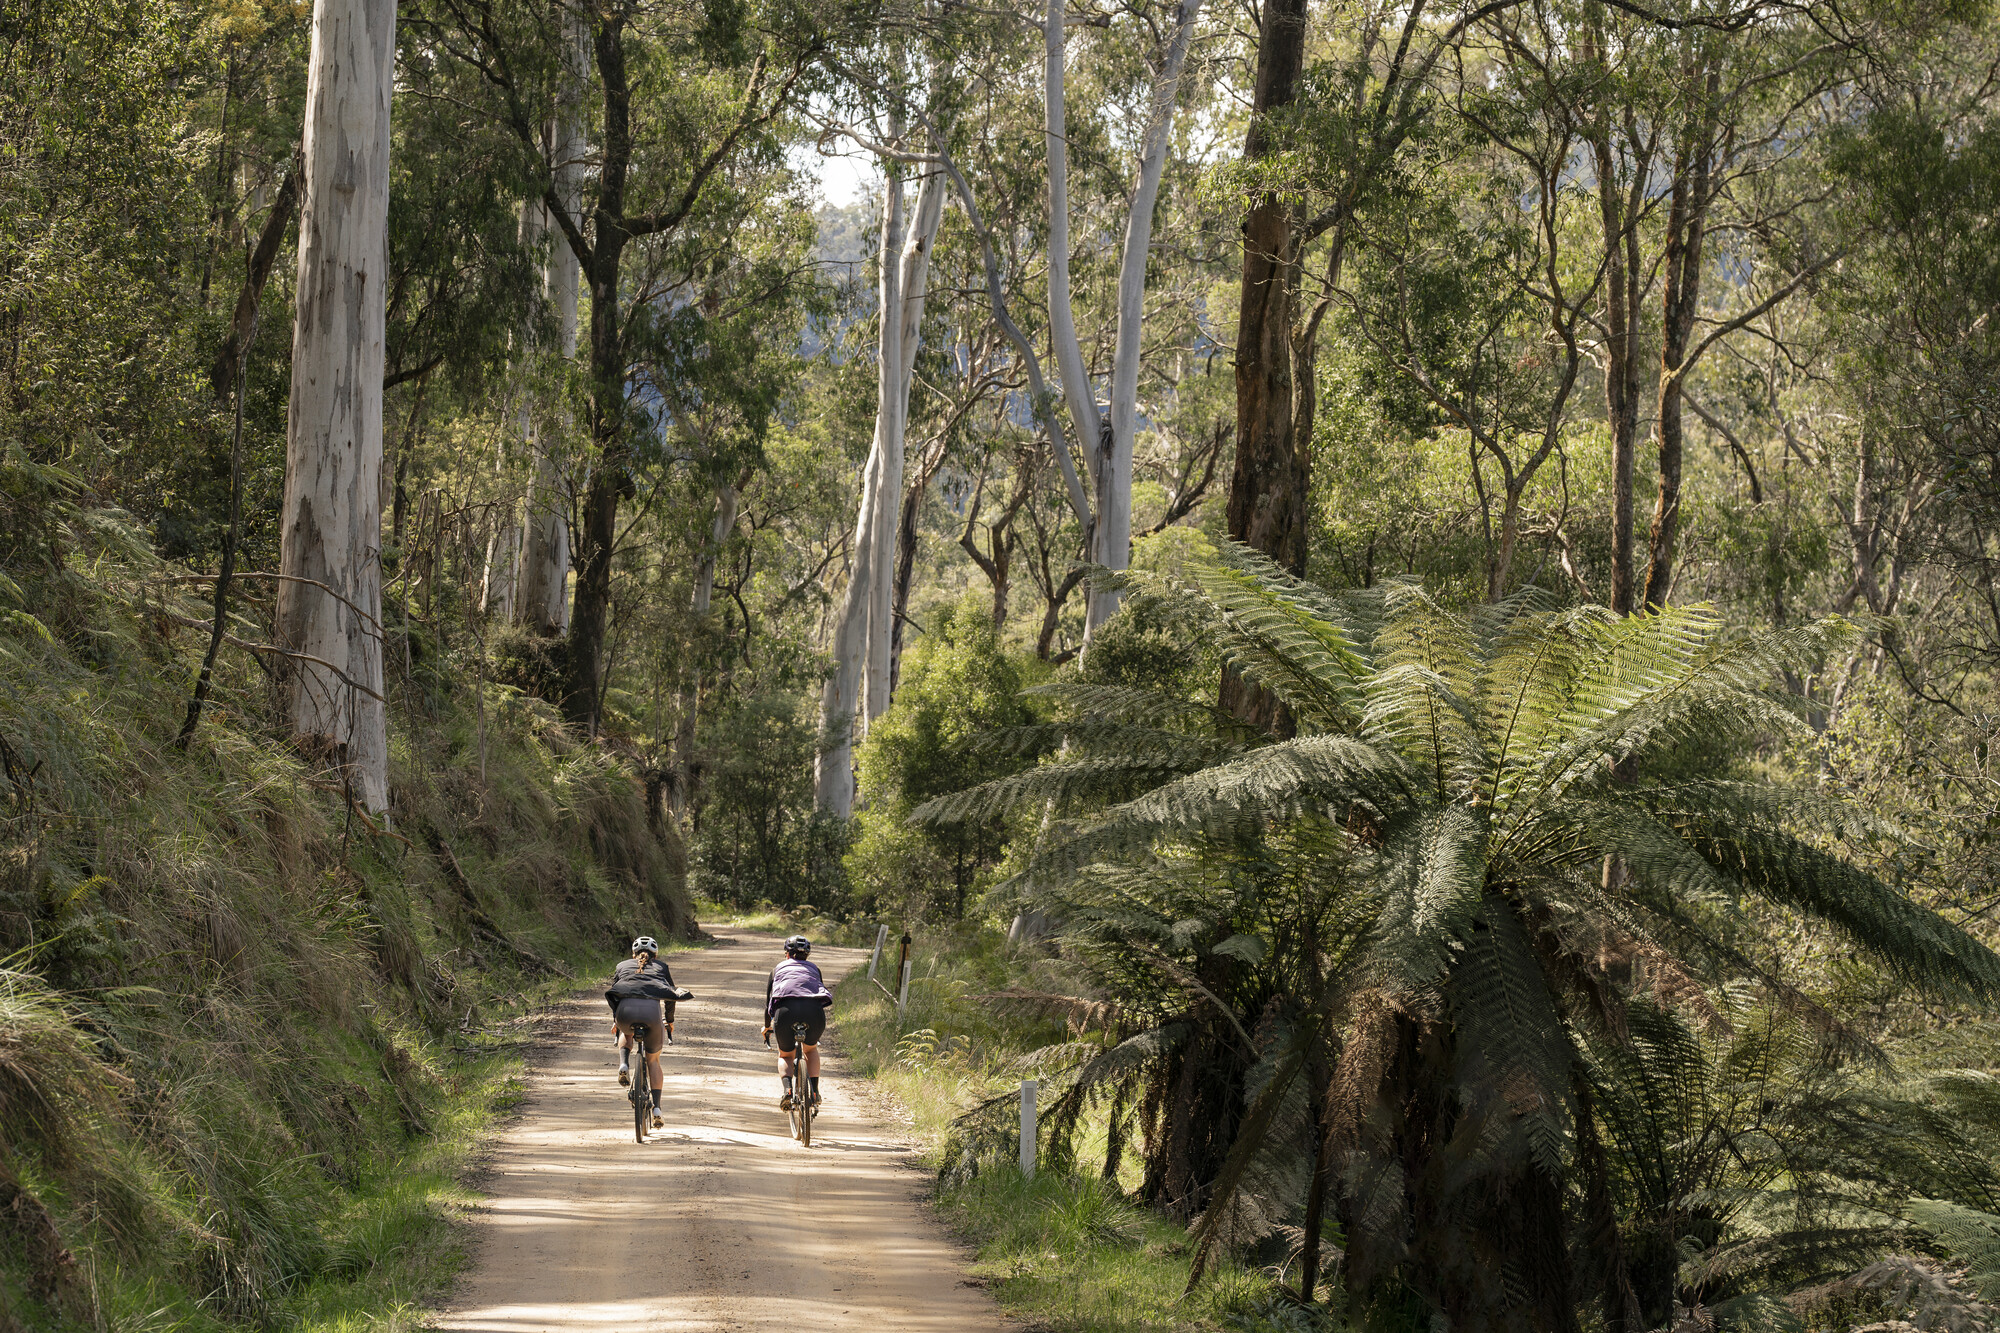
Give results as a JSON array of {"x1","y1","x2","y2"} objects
[{"x1": 630, "y1": 935, "x2": 660, "y2": 956}]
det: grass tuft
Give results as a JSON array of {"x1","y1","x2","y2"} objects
[{"x1": 827, "y1": 928, "x2": 1318, "y2": 1333}]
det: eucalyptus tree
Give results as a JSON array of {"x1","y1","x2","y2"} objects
[
  {"x1": 515, "y1": 10, "x2": 588, "y2": 639},
  {"x1": 1331, "y1": 0, "x2": 1600, "y2": 603},
  {"x1": 409, "y1": 0, "x2": 830, "y2": 732},
  {"x1": 275, "y1": 0, "x2": 396, "y2": 813},
  {"x1": 811, "y1": 66, "x2": 951, "y2": 814},
  {"x1": 917, "y1": 542, "x2": 2000, "y2": 1331},
  {"x1": 922, "y1": 0, "x2": 1214, "y2": 645}
]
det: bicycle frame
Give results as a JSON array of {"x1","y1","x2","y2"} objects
[
  {"x1": 788, "y1": 1021, "x2": 815, "y2": 1147},
  {"x1": 765, "y1": 1020, "x2": 817, "y2": 1147},
  {"x1": 626, "y1": 1022, "x2": 656, "y2": 1143}
]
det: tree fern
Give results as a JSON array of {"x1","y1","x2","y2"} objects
[{"x1": 917, "y1": 544, "x2": 2000, "y2": 1330}]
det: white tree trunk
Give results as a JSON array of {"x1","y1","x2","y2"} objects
[
  {"x1": 276, "y1": 0, "x2": 394, "y2": 814},
  {"x1": 1093, "y1": 0, "x2": 1204, "y2": 632},
  {"x1": 517, "y1": 14, "x2": 585, "y2": 637},
  {"x1": 1038, "y1": 0, "x2": 1206, "y2": 641},
  {"x1": 692, "y1": 478, "x2": 742, "y2": 618},
  {"x1": 1044, "y1": 0, "x2": 1104, "y2": 489},
  {"x1": 815, "y1": 170, "x2": 905, "y2": 815},
  {"x1": 864, "y1": 161, "x2": 946, "y2": 721}
]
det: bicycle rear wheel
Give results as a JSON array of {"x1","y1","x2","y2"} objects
[
  {"x1": 631, "y1": 1033, "x2": 650, "y2": 1143},
  {"x1": 798, "y1": 1096, "x2": 813, "y2": 1148}
]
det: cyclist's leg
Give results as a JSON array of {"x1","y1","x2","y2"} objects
[
  {"x1": 773, "y1": 1016, "x2": 800, "y2": 1107},
  {"x1": 631, "y1": 1019, "x2": 665, "y2": 1124},
  {"x1": 615, "y1": 1026, "x2": 634, "y2": 1082}
]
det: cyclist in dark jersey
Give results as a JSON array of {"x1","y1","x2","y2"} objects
[
  {"x1": 605, "y1": 936, "x2": 689, "y2": 1129},
  {"x1": 763, "y1": 934, "x2": 833, "y2": 1110}
]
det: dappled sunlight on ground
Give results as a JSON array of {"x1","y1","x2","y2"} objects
[{"x1": 435, "y1": 932, "x2": 1004, "y2": 1333}]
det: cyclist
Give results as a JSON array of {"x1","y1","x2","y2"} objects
[
  {"x1": 605, "y1": 936, "x2": 691, "y2": 1129},
  {"x1": 762, "y1": 934, "x2": 833, "y2": 1111}
]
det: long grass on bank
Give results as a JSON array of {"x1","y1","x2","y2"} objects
[{"x1": 828, "y1": 931, "x2": 1327, "y2": 1333}]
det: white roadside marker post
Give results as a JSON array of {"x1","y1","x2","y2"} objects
[
  {"x1": 1021, "y1": 1079, "x2": 1038, "y2": 1180},
  {"x1": 868, "y1": 923, "x2": 889, "y2": 980}
]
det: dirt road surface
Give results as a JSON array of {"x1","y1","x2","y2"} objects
[{"x1": 434, "y1": 929, "x2": 1005, "y2": 1333}]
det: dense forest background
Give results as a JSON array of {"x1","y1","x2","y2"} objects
[{"x1": 8, "y1": 0, "x2": 2000, "y2": 1327}]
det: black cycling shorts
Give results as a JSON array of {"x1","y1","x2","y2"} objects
[
  {"x1": 770, "y1": 998, "x2": 827, "y2": 1052},
  {"x1": 615, "y1": 997, "x2": 665, "y2": 1053}
]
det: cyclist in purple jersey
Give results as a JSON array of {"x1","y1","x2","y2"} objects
[{"x1": 762, "y1": 935, "x2": 832, "y2": 1110}]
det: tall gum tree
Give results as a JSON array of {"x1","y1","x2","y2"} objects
[
  {"x1": 275, "y1": 0, "x2": 395, "y2": 813},
  {"x1": 421, "y1": 0, "x2": 818, "y2": 731},
  {"x1": 816, "y1": 143, "x2": 948, "y2": 815},
  {"x1": 517, "y1": 10, "x2": 587, "y2": 638},
  {"x1": 927, "y1": 0, "x2": 1208, "y2": 647},
  {"x1": 1222, "y1": 0, "x2": 1308, "y2": 729}
]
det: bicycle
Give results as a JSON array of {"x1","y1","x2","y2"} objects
[
  {"x1": 625, "y1": 1019, "x2": 658, "y2": 1143},
  {"x1": 765, "y1": 1020, "x2": 817, "y2": 1147}
]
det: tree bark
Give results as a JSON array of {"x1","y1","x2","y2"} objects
[
  {"x1": 1223, "y1": 0, "x2": 1309, "y2": 728},
  {"x1": 563, "y1": 12, "x2": 641, "y2": 731},
  {"x1": 518, "y1": 11, "x2": 587, "y2": 638},
  {"x1": 557, "y1": 24, "x2": 792, "y2": 731},
  {"x1": 1227, "y1": 0, "x2": 1309, "y2": 575},
  {"x1": 891, "y1": 430, "x2": 952, "y2": 695},
  {"x1": 1583, "y1": 11, "x2": 1647, "y2": 618},
  {"x1": 276, "y1": 0, "x2": 395, "y2": 813},
  {"x1": 1092, "y1": 0, "x2": 1205, "y2": 636},
  {"x1": 1043, "y1": 0, "x2": 1104, "y2": 518},
  {"x1": 865, "y1": 159, "x2": 945, "y2": 722},
  {"x1": 1037, "y1": 0, "x2": 1204, "y2": 643},
  {"x1": 1643, "y1": 61, "x2": 1719, "y2": 611},
  {"x1": 814, "y1": 169, "x2": 903, "y2": 814}
]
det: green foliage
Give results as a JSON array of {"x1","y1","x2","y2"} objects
[
  {"x1": 848, "y1": 595, "x2": 1043, "y2": 920},
  {"x1": 690, "y1": 689, "x2": 849, "y2": 911},
  {"x1": 918, "y1": 544, "x2": 2000, "y2": 1329},
  {"x1": 0, "y1": 515, "x2": 688, "y2": 1332}
]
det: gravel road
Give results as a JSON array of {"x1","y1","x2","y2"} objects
[{"x1": 434, "y1": 929, "x2": 1005, "y2": 1333}]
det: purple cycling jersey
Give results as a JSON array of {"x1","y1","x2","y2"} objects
[{"x1": 764, "y1": 958, "x2": 833, "y2": 1021}]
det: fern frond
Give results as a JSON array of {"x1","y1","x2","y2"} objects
[
  {"x1": 1022, "y1": 681, "x2": 1248, "y2": 734},
  {"x1": 1673, "y1": 816, "x2": 2000, "y2": 1005},
  {"x1": 1372, "y1": 805, "x2": 1485, "y2": 995},
  {"x1": 1909, "y1": 1199, "x2": 2000, "y2": 1300},
  {"x1": 909, "y1": 755, "x2": 1203, "y2": 826},
  {"x1": 1184, "y1": 1009, "x2": 1320, "y2": 1290},
  {"x1": 1448, "y1": 896, "x2": 1573, "y2": 1176},
  {"x1": 1003, "y1": 736, "x2": 1418, "y2": 883},
  {"x1": 977, "y1": 721, "x2": 1248, "y2": 768},
  {"x1": 1637, "y1": 779, "x2": 1908, "y2": 847},
  {"x1": 1684, "y1": 1226, "x2": 1906, "y2": 1288},
  {"x1": 1363, "y1": 588, "x2": 1486, "y2": 794}
]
